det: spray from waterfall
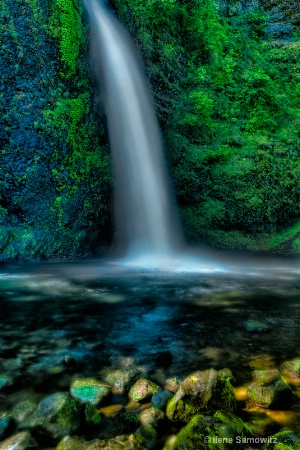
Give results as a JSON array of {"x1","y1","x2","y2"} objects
[{"x1": 84, "y1": 0, "x2": 182, "y2": 266}]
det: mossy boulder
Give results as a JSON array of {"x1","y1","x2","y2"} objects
[
  {"x1": 128, "y1": 379, "x2": 160, "y2": 402},
  {"x1": 70, "y1": 378, "x2": 111, "y2": 406},
  {"x1": 172, "y1": 411, "x2": 252, "y2": 449},
  {"x1": 263, "y1": 428, "x2": 300, "y2": 449},
  {"x1": 0, "y1": 431, "x2": 38, "y2": 450},
  {"x1": 166, "y1": 369, "x2": 236, "y2": 422},
  {"x1": 19, "y1": 392, "x2": 82, "y2": 442},
  {"x1": 280, "y1": 359, "x2": 300, "y2": 378},
  {"x1": 247, "y1": 370, "x2": 292, "y2": 409},
  {"x1": 105, "y1": 368, "x2": 141, "y2": 394}
]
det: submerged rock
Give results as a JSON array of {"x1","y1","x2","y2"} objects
[
  {"x1": 0, "y1": 431, "x2": 37, "y2": 449},
  {"x1": 247, "y1": 369, "x2": 292, "y2": 409},
  {"x1": 12, "y1": 400, "x2": 37, "y2": 424},
  {"x1": 0, "y1": 375, "x2": 13, "y2": 390},
  {"x1": 70, "y1": 378, "x2": 111, "y2": 406},
  {"x1": 166, "y1": 369, "x2": 236, "y2": 422},
  {"x1": 280, "y1": 359, "x2": 300, "y2": 378},
  {"x1": 243, "y1": 320, "x2": 269, "y2": 332},
  {"x1": 129, "y1": 379, "x2": 160, "y2": 402},
  {"x1": 105, "y1": 369, "x2": 141, "y2": 394},
  {"x1": 19, "y1": 392, "x2": 82, "y2": 442}
]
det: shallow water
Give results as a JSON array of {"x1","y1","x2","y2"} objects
[{"x1": 1, "y1": 251, "x2": 300, "y2": 446}]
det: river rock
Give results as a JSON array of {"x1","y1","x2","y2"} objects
[
  {"x1": 133, "y1": 426, "x2": 157, "y2": 449},
  {"x1": 0, "y1": 376, "x2": 13, "y2": 390},
  {"x1": 128, "y1": 379, "x2": 160, "y2": 402},
  {"x1": 140, "y1": 407, "x2": 165, "y2": 427},
  {"x1": 243, "y1": 320, "x2": 269, "y2": 332},
  {"x1": 173, "y1": 411, "x2": 252, "y2": 449},
  {"x1": 166, "y1": 369, "x2": 236, "y2": 422},
  {"x1": 70, "y1": 378, "x2": 111, "y2": 406},
  {"x1": 247, "y1": 369, "x2": 292, "y2": 409},
  {"x1": 263, "y1": 428, "x2": 300, "y2": 450},
  {"x1": 0, "y1": 431, "x2": 37, "y2": 449},
  {"x1": 105, "y1": 369, "x2": 141, "y2": 394},
  {"x1": 0, "y1": 413, "x2": 14, "y2": 440},
  {"x1": 57, "y1": 434, "x2": 136, "y2": 449},
  {"x1": 56, "y1": 435, "x2": 87, "y2": 450},
  {"x1": 280, "y1": 358, "x2": 300, "y2": 378},
  {"x1": 150, "y1": 388, "x2": 173, "y2": 410},
  {"x1": 19, "y1": 392, "x2": 82, "y2": 442},
  {"x1": 12, "y1": 400, "x2": 37, "y2": 424}
]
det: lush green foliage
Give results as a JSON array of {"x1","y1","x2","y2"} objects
[{"x1": 113, "y1": 0, "x2": 300, "y2": 252}]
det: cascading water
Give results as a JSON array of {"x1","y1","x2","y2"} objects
[{"x1": 84, "y1": 0, "x2": 182, "y2": 266}]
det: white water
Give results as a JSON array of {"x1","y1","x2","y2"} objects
[{"x1": 85, "y1": 0, "x2": 182, "y2": 266}]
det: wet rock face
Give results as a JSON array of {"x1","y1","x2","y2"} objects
[
  {"x1": 280, "y1": 358, "x2": 300, "y2": 378},
  {"x1": 105, "y1": 369, "x2": 141, "y2": 394},
  {"x1": 70, "y1": 378, "x2": 112, "y2": 406},
  {"x1": 128, "y1": 379, "x2": 160, "y2": 402}
]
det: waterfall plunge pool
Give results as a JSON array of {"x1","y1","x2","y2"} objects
[{"x1": 0, "y1": 253, "x2": 300, "y2": 448}]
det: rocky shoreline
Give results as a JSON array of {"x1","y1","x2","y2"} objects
[{"x1": 0, "y1": 357, "x2": 300, "y2": 449}]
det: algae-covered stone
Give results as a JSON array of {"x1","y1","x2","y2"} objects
[
  {"x1": 140, "y1": 407, "x2": 165, "y2": 427},
  {"x1": 62, "y1": 434, "x2": 136, "y2": 449},
  {"x1": 133, "y1": 426, "x2": 157, "y2": 449},
  {"x1": 263, "y1": 428, "x2": 300, "y2": 450},
  {"x1": 84, "y1": 403, "x2": 102, "y2": 426},
  {"x1": 150, "y1": 388, "x2": 173, "y2": 410},
  {"x1": 70, "y1": 378, "x2": 111, "y2": 406},
  {"x1": 280, "y1": 358, "x2": 300, "y2": 378},
  {"x1": 0, "y1": 375, "x2": 13, "y2": 390},
  {"x1": 247, "y1": 370, "x2": 292, "y2": 409},
  {"x1": 0, "y1": 431, "x2": 38, "y2": 450},
  {"x1": 166, "y1": 369, "x2": 236, "y2": 422},
  {"x1": 129, "y1": 379, "x2": 160, "y2": 402},
  {"x1": 243, "y1": 320, "x2": 269, "y2": 332},
  {"x1": 105, "y1": 369, "x2": 141, "y2": 394},
  {"x1": 175, "y1": 412, "x2": 252, "y2": 449},
  {"x1": 20, "y1": 392, "x2": 82, "y2": 442}
]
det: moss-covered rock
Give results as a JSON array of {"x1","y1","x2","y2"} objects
[
  {"x1": 280, "y1": 358, "x2": 300, "y2": 378},
  {"x1": 128, "y1": 379, "x2": 160, "y2": 402},
  {"x1": 263, "y1": 428, "x2": 300, "y2": 450},
  {"x1": 139, "y1": 407, "x2": 165, "y2": 428},
  {"x1": 133, "y1": 426, "x2": 157, "y2": 449},
  {"x1": 19, "y1": 392, "x2": 82, "y2": 442},
  {"x1": 247, "y1": 370, "x2": 292, "y2": 408},
  {"x1": 105, "y1": 368, "x2": 141, "y2": 394},
  {"x1": 70, "y1": 378, "x2": 111, "y2": 406},
  {"x1": 166, "y1": 369, "x2": 236, "y2": 422}
]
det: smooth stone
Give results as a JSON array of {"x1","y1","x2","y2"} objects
[
  {"x1": 105, "y1": 369, "x2": 141, "y2": 394},
  {"x1": 129, "y1": 379, "x2": 160, "y2": 402},
  {"x1": 247, "y1": 370, "x2": 292, "y2": 409},
  {"x1": 0, "y1": 431, "x2": 38, "y2": 449},
  {"x1": 19, "y1": 392, "x2": 82, "y2": 442},
  {"x1": 280, "y1": 358, "x2": 300, "y2": 378},
  {"x1": 0, "y1": 413, "x2": 14, "y2": 440},
  {"x1": 139, "y1": 407, "x2": 165, "y2": 427},
  {"x1": 166, "y1": 369, "x2": 236, "y2": 422},
  {"x1": 150, "y1": 388, "x2": 173, "y2": 410},
  {"x1": 60, "y1": 434, "x2": 136, "y2": 449},
  {"x1": 70, "y1": 378, "x2": 111, "y2": 406}
]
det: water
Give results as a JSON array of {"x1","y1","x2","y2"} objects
[
  {"x1": 1, "y1": 257, "x2": 300, "y2": 448},
  {"x1": 85, "y1": 0, "x2": 182, "y2": 265}
]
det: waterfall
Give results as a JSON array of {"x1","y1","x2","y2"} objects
[{"x1": 84, "y1": 0, "x2": 182, "y2": 266}]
